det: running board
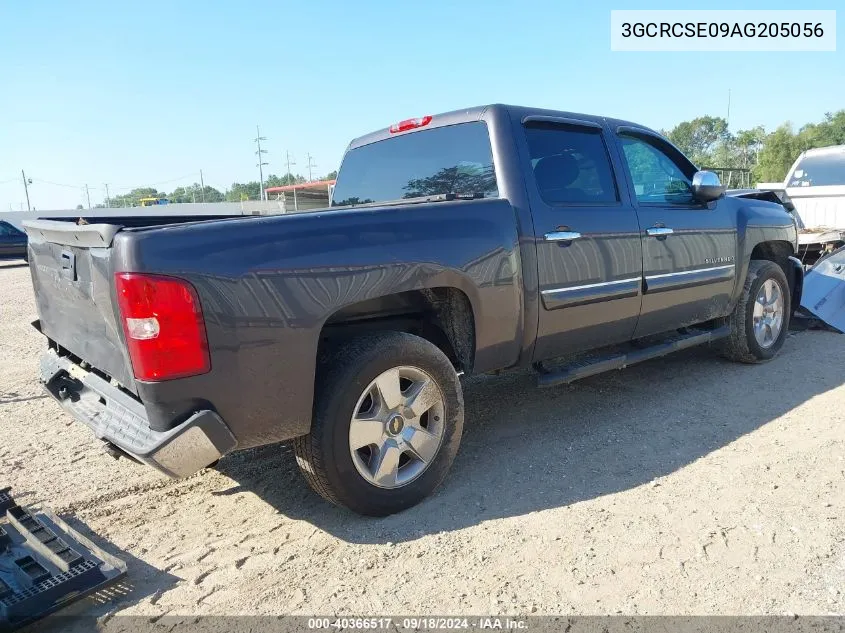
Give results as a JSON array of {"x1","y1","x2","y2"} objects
[{"x1": 537, "y1": 325, "x2": 731, "y2": 388}]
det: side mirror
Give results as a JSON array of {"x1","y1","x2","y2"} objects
[{"x1": 692, "y1": 170, "x2": 726, "y2": 202}]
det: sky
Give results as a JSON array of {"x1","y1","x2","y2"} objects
[{"x1": 1, "y1": 0, "x2": 843, "y2": 211}]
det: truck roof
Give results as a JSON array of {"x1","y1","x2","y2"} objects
[
  {"x1": 800, "y1": 144, "x2": 845, "y2": 157},
  {"x1": 346, "y1": 104, "x2": 659, "y2": 151}
]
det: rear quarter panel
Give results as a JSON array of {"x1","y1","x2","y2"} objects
[{"x1": 114, "y1": 200, "x2": 523, "y2": 448}]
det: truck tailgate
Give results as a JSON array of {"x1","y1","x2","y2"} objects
[
  {"x1": 788, "y1": 186, "x2": 845, "y2": 230},
  {"x1": 24, "y1": 220, "x2": 136, "y2": 392}
]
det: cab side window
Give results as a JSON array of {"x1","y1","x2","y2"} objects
[
  {"x1": 0, "y1": 222, "x2": 18, "y2": 236},
  {"x1": 620, "y1": 135, "x2": 694, "y2": 204},
  {"x1": 525, "y1": 123, "x2": 618, "y2": 205}
]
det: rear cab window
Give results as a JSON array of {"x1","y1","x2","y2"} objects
[
  {"x1": 331, "y1": 122, "x2": 498, "y2": 206},
  {"x1": 0, "y1": 222, "x2": 24, "y2": 236},
  {"x1": 788, "y1": 150, "x2": 845, "y2": 187}
]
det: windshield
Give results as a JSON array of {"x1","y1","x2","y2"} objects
[
  {"x1": 788, "y1": 150, "x2": 845, "y2": 187},
  {"x1": 331, "y1": 121, "x2": 498, "y2": 206}
]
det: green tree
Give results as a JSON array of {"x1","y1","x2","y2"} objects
[
  {"x1": 798, "y1": 110, "x2": 845, "y2": 149},
  {"x1": 751, "y1": 110, "x2": 845, "y2": 184},
  {"x1": 225, "y1": 181, "x2": 262, "y2": 201},
  {"x1": 106, "y1": 187, "x2": 164, "y2": 207},
  {"x1": 754, "y1": 124, "x2": 801, "y2": 183},
  {"x1": 199, "y1": 185, "x2": 224, "y2": 202},
  {"x1": 170, "y1": 183, "x2": 224, "y2": 203},
  {"x1": 264, "y1": 173, "x2": 306, "y2": 188},
  {"x1": 170, "y1": 185, "x2": 196, "y2": 203},
  {"x1": 665, "y1": 109, "x2": 845, "y2": 186},
  {"x1": 734, "y1": 126, "x2": 766, "y2": 169},
  {"x1": 666, "y1": 116, "x2": 731, "y2": 166},
  {"x1": 323, "y1": 170, "x2": 338, "y2": 181}
]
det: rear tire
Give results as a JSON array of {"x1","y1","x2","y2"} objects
[
  {"x1": 720, "y1": 260, "x2": 791, "y2": 363},
  {"x1": 294, "y1": 331, "x2": 464, "y2": 516}
]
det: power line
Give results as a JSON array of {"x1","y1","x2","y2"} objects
[{"x1": 30, "y1": 178, "x2": 81, "y2": 189}]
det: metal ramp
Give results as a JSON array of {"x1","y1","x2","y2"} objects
[{"x1": 0, "y1": 488, "x2": 126, "y2": 631}]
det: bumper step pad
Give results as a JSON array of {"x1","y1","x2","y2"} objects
[{"x1": 0, "y1": 487, "x2": 127, "y2": 631}]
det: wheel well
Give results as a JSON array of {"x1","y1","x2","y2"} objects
[
  {"x1": 750, "y1": 240, "x2": 798, "y2": 306},
  {"x1": 750, "y1": 240, "x2": 794, "y2": 267},
  {"x1": 318, "y1": 288, "x2": 476, "y2": 373}
]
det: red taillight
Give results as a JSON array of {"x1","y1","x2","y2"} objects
[
  {"x1": 114, "y1": 273, "x2": 210, "y2": 382},
  {"x1": 388, "y1": 115, "x2": 433, "y2": 134}
]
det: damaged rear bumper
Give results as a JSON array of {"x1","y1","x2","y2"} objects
[{"x1": 40, "y1": 350, "x2": 237, "y2": 478}]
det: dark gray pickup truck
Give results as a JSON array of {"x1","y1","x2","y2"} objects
[{"x1": 24, "y1": 104, "x2": 802, "y2": 516}]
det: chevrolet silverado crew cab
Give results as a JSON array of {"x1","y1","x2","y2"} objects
[{"x1": 24, "y1": 105, "x2": 802, "y2": 516}]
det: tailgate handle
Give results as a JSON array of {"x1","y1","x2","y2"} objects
[{"x1": 60, "y1": 250, "x2": 77, "y2": 281}]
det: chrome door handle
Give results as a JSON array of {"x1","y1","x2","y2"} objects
[
  {"x1": 646, "y1": 227, "x2": 674, "y2": 237},
  {"x1": 545, "y1": 231, "x2": 582, "y2": 242}
]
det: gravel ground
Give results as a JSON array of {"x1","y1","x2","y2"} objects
[{"x1": 1, "y1": 259, "x2": 843, "y2": 619}]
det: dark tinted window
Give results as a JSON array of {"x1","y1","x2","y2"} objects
[
  {"x1": 0, "y1": 222, "x2": 23, "y2": 236},
  {"x1": 524, "y1": 123, "x2": 618, "y2": 205},
  {"x1": 788, "y1": 151, "x2": 845, "y2": 187},
  {"x1": 620, "y1": 135, "x2": 694, "y2": 204},
  {"x1": 331, "y1": 122, "x2": 497, "y2": 206}
]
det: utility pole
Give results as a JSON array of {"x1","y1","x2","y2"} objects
[
  {"x1": 285, "y1": 151, "x2": 296, "y2": 180},
  {"x1": 306, "y1": 153, "x2": 317, "y2": 182},
  {"x1": 726, "y1": 88, "x2": 731, "y2": 129},
  {"x1": 724, "y1": 88, "x2": 732, "y2": 187},
  {"x1": 199, "y1": 169, "x2": 206, "y2": 203},
  {"x1": 286, "y1": 151, "x2": 298, "y2": 210},
  {"x1": 104, "y1": 183, "x2": 110, "y2": 208},
  {"x1": 21, "y1": 170, "x2": 31, "y2": 211},
  {"x1": 255, "y1": 126, "x2": 268, "y2": 201},
  {"x1": 84, "y1": 184, "x2": 91, "y2": 209}
]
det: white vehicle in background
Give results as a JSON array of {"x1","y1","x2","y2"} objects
[{"x1": 758, "y1": 145, "x2": 845, "y2": 264}]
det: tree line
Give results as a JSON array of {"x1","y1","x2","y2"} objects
[
  {"x1": 663, "y1": 110, "x2": 845, "y2": 186},
  {"x1": 95, "y1": 170, "x2": 338, "y2": 208}
]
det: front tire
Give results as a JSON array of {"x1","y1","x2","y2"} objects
[
  {"x1": 720, "y1": 260, "x2": 791, "y2": 363},
  {"x1": 294, "y1": 331, "x2": 464, "y2": 516}
]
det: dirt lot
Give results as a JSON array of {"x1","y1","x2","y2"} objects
[{"x1": 1, "y1": 259, "x2": 843, "y2": 619}]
